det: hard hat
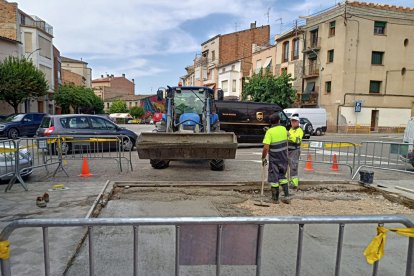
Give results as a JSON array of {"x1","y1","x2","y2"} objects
[{"x1": 290, "y1": 115, "x2": 300, "y2": 121}]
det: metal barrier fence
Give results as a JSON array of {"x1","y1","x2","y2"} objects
[
  {"x1": 1, "y1": 216, "x2": 413, "y2": 276},
  {"x1": 2, "y1": 135, "x2": 134, "y2": 192},
  {"x1": 300, "y1": 140, "x2": 358, "y2": 174},
  {"x1": 352, "y1": 141, "x2": 414, "y2": 179}
]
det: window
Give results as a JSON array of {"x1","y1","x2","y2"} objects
[
  {"x1": 90, "y1": 117, "x2": 108, "y2": 129},
  {"x1": 39, "y1": 36, "x2": 52, "y2": 59},
  {"x1": 24, "y1": 32, "x2": 32, "y2": 53},
  {"x1": 371, "y1": 51, "x2": 384, "y2": 65},
  {"x1": 107, "y1": 103, "x2": 110, "y2": 108},
  {"x1": 369, "y1": 81, "x2": 381, "y2": 93},
  {"x1": 39, "y1": 64, "x2": 52, "y2": 89},
  {"x1": 283, "y1": 42, "x2": 289, "y2": 62},
  {"x1": 327, "y1": 49, "x2": 334, "y2": 63},
  {"x1": 264, "y1": 57, "x2": 272, "y2": 71},
  {"x1": 221, "y1": 68, "x2": 226, "y2": 73},
  {"x1": 293, "y1": 38, "x2": 300, "y2": 60},
  {"x1": 232, "y1": 80, "x2": 237, "y2": 92},
  {"x1": 63, "y1": 117, "x2": 90, "y2": 129},
  {"x1": 231, "y1": 65, "x2": 235, "y2": 71},
  {"x1": 310, "y1": 29, "x2": 319, "y2": 48},
  {"x1": 221, "y1": 80, "x2": 228, "y2": 92},
  {"x1": 305, "y1": 82, "x2": 315, "y2": 93},
  {"x1": 211, "y1": 50, "x2": 215, "y2": 61},
  {"x1": 374, "y1": 21, "x2": 386, "y2": 35},
  {"x1": 329, "y1": 21, "x2": 336, "y2": 36},
  {"x1": 325, "y1": 81, "x2": 332, "y2": 93}
]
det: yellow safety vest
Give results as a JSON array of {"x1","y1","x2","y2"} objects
[
  {"x1": 263, "y1": 125, "x2": 288, "y2": 153},
  {"x1": 288, "y1": 127, "x2": 304, "y2": 150}
]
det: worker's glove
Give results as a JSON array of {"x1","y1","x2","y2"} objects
[{"x1": 262, "y1": 158, "x2": 268, "y2": 167}]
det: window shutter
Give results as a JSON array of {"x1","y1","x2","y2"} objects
[{"x1": 374, "y1": 21, "x2": 386, "y2": 28}]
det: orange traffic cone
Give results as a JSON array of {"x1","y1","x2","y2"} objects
[
  {"x1": 79, "y1": 157, "x2": 92, "y2": 177},
  {"x1": 331, "y1": 154, "x2": 339, "y2": 171},
  {"x1": 304, "y1": 153, "x2": 314, "y2": 171}
]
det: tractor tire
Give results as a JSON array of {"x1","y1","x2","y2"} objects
[
  {"x1": 150, "y1": 159, "x2": 170, "y2": 169},
  {"x1": 210, "y1": 159, "x2": 225, "y2": 171}
]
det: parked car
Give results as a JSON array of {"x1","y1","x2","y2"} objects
[
  {"x1": 0, "y1": 113, "x2": 46, "y2": 139},
  {"x1": 0, "y1": 143, "x2": 32, "y2": 182},
  {"x1": 36, "y1": 114, "x2": 138, "y2": 152},
  {"x1": 284, "y1": 108, "x2": 327, "y2": 136},
  {"x1": 299, "y1": 117, "x2": 313, "y2": 139}
]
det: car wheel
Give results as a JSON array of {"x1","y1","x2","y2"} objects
[
  {"x1": 121, "y1": 138, "x2": 135, "y2": 151},
  {"x1": 7, "y1": 128, "x2": 19, "y2": 139},
  {"x1": 315, "y1": 128, "x2": 322, "y2": 136},
  {"x1": 150, "y1": 159, "x2": 170, "y2": 169},
  {"x1": 304, "y1": 124, "x2": 313, "y2": 135},
  {"x1": 210, "y1": 159, "x2": 225, "y2": 171}
]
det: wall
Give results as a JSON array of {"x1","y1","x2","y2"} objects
[
  {"x1": 61, "y1": 62, "x2": 92, "y2": 88},
  {"x1": 218, "y1": 61, "x2": 242, "y2": 99},
  {"x1": 62, "y1": 68, "x2": 83, "y2": 86},
  {"x1": 220, "y1": 25, "x2": 270, "y2": 77},
  {"x1": 251, "y1": 45, "x2": 276, "y2": 75},
  {"x1": 0, "y1": 1, "x2": 18, "y2": 40},
  {"x1": 0, "y1": 39, "x2": 19, "y2": 61}
]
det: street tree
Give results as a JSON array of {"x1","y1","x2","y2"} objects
[
  {"x1": 129, "y1": 106, "x2": 145, "y2": 119},
  {"x1": 242, "y1": 70, "x2": 297, "y2": 109},
  {"x1": 54, "y1": 84, "x2": 104, "y2": 114},
  {"x1": 108, "y1": 100, "x2": 128, "y2": 114},
  {"x1": 0, "y1": 56, "x2": 48, "y2": 113}
]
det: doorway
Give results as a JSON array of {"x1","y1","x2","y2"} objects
[
  {"x1": 370, "y1": 110, "x2": 379, "y2": 132},
  {"x1": 37, "y1": 101, "x2": 44, "y2": 113}
]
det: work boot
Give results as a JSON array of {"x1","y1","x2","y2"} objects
[
  {"x1": 36, "y1": 196, "x2": 47, "y2": 208},
  {"x1": 281, "y1": 184, "x2": 291, "y2": 204},
  {"x1": 271, "y1": 187, "x2": 280, "y2": 204}
]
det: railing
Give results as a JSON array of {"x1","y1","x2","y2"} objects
[
  {"x1": 1, "y1": 216, "x2": 413, "y2": 276},
  {"x1": 295, "y1": 92, "x2": 318, "y2": 106},
  {"x1": 2, "y1": 135, "x2": 134, "y2": 192},
  {"x1": 303, "y1": 63, "x2": 320, "y2": 77},
  {"x1": 307, "y1": 37, "x2": 321, "y2": 49},
  {"x1": 300, "y1": 140, "x2": 358, "y2": 175},
  {"x1": 352, "y1": 141, "x2": 414, "y2": 179}
]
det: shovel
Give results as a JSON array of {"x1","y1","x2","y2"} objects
[{"x1": 254, "y1": 164, "x2": 270, "y2": 207}]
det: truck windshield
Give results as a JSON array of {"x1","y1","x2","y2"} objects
[{"x1": 174, "y1": 90, "x2": 204, "y2": 114}]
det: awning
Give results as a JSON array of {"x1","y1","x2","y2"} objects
[
  {"x1": 263, "y1": 57, "x2": 272, "y2": 69},
  {"x1": 109, "y1": 113, "x2": 132, "y2": 119}
]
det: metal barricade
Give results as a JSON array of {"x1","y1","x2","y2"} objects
[
  {"x1": 300, "y1": 140, "x2": 358, "y2": 174},
  {"x1": 1, "y1": 215, "x2": 413, "y2": 276},
  {"x1": 54, "y1": 135, "x2": 133, "y2": 173},
  {"x1": 0, "y1": 139, "x2": 30, "y2": 191},
  {"x1": 352, "y1": 141, "x2": 414, "y2": 179}
]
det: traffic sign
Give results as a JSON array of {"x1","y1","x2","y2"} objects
[{"x1": 355, "y1": 101, "x2": 362, "y2": 112}]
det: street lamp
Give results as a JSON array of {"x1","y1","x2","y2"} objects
[
  {"x1": 307, "y1": 47, "x2": 323, "y2": 107},
  {"x1": 26, "y1": 48, "x2": 41, "y2": 60}
]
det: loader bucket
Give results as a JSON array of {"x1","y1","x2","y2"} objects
[{"x1": 137, "y1": 132, "x2": 237, "y2": 160}]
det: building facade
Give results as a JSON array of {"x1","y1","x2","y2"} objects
[
  {"x1": 53, "y1": 46, "x2": 62, "y2": 114},
  {"x1": 92, "y1": 74, "x2": 135, "y2": 100},
  {"x1": 61, "y1": 56, "x2": 92, "y2": 88},
  {"x1": 251, "y1": 44, "x2": 276, "y2": 76},
  {"x1": 0, "y1": 0, "x2": 55, "y2": 114},
  {"x1": 218, "y1": 60, "x2": 242, "y2": 100},
  {"x1": 184, "y1": 23, "x2": 270, "y2": 97},
  {"x1": 302, "y1": 1, "x2": 414, "y2": 132}
]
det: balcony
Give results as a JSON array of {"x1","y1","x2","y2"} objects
[
  {"x1": 294, "y1": 92, "x2": 318, "y2": 107},
  {"x1": 21, "y1": 14, "x2": 54, "y2": 36},
  {"x1": 303, "y1": 63, "x2": 320, "y2": 78},
  {"x1": 303, "y1": 37, "x2": 321, "y2": 53}
]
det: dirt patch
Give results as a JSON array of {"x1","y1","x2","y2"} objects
[{"x1": 110, "y1": 185, "x2": 412, "y2": 217}]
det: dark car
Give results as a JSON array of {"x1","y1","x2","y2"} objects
[
  {"x1": 36, "y1": 114, "x2": 138, "y2": 151},
  {"x1": 215, "y1": 101, "x2": 290, "y2": 143},
  {"x1": 0, "y1": 113, "x2": 46, "y2": 139},
  {"x1": 299, "y1": 117, "x2": 313, "y2": 139}
]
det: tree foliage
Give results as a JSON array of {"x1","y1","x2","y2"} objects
[
  {"x1": 129, "y1": 106, "x2": 145, "y2": 118},
  {"x1": 0, "y1": 56, "x2": 48, "y2": 113},
  {"x1": 242, "y1": 70, "x2": 297, "y2": 109},
  {"x1": 54, "y1": 84, "x2": 104, "y2": 114},
  {"x1": 108, "y1": 100, "x2": 128, "y2": 114}
]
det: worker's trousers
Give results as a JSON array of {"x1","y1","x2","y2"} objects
[{"x1": 288, "y1": 149, "x2": 300, "y2": 187}]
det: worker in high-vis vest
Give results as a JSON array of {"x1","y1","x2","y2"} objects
[
  {"x1": 262, "y1": 113, "x2": 290, "y2": 204},
  {"x1": 288, "y1": 115, "x2": 304, "y2": 189}
]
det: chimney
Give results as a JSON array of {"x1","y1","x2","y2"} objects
[
  {"x1": 122, "y1": 73, "x2": 125, "y2": 78},
  {"x1": 101, "y1": 75, "x2": 103, "y2": 78},
  {"x1": 111, "y1": 74, "x2": 114, "y2": 78},
  {"x1": 132, "y1": 79, "x2": 134, "y2": 83},
  {"x1": 250, "y1": 21, "x2": 256, "y2": 29},
  {"x1": 106, "y1": 74, "x2": 109, "y2": 77}
]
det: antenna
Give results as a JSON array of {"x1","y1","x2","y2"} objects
[
  {"x1": 265, "y1": 7, "x2": 271, "y2": 24},
  {"x1": 275, "y1": 18, "x2": 283, "y2": 34},
  {"x1": 234, "y1": 22, "x2": 240, "y2": 31}
]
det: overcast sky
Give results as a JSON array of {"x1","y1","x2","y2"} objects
[{"x1": 15, "y1": 0, "x2": 412, "y2": 94}]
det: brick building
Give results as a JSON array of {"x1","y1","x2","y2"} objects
[
  {"x1": 62, "y1": 68, "x2": 84, "y2": 86},
  {"x1": 61, "y1": 56, "x2": 92, "y2": 88},
  {"x1": 183, "y1": 23, "x2": 270, "y2": 97},
  {"x1": 92, "y1": 74, "x2": 135, "y2": 100}
]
